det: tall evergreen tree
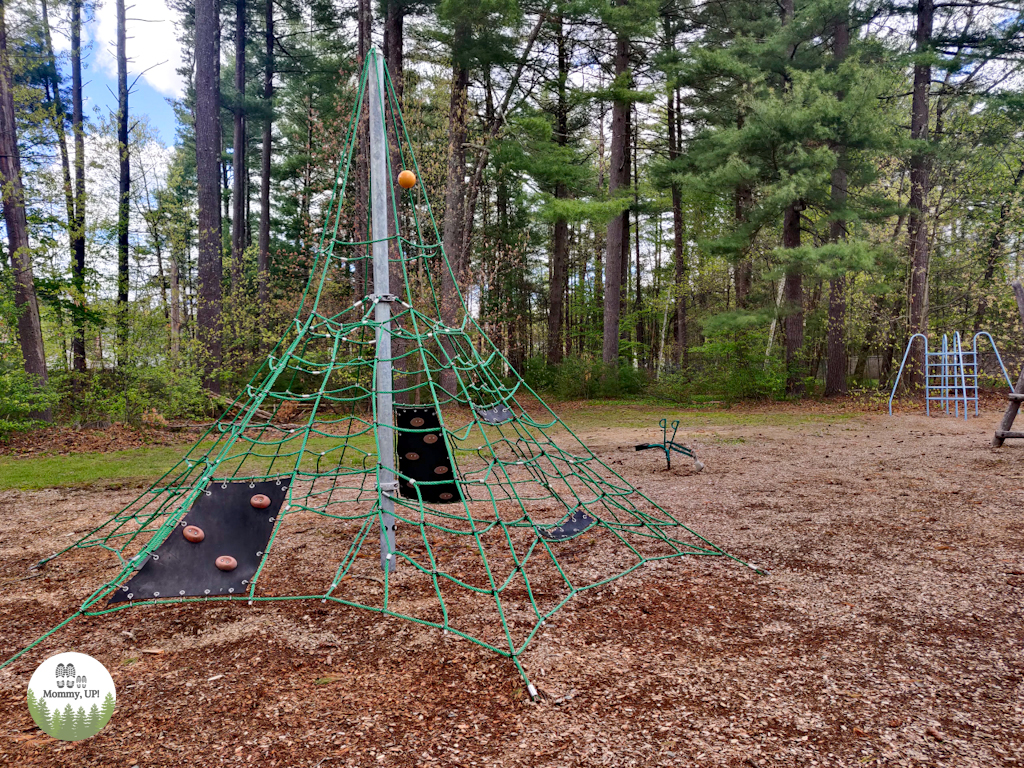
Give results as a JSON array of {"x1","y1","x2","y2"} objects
[
  {"x1": 0, "y1": 0, "x2": 48, "y2": 404},
  {"x1": 116, "y1": 0, "x2": 130, "y2": 356},
  {"x1": 70, "y1": 0, "x2": 86, "y2": 370},
  {"x1": 257, "y1": 0, "x2": 273, "y2": 305},
  {"x1": 195, "y1": 0, "x2": 223, "y2": 391},
  {"x1": 231, "y1": 0, "x2": 247, "y2": 292}
]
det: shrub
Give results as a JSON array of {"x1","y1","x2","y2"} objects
[{"x1": 0, "y1": 365, "x2": 59, "y2": 437}]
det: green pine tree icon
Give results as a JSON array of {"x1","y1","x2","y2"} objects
[
  {"x1": 98, "y1": 692, "x2": 115, "y2": 729},
  {"x1": 48, "y1": 706, "x2": 63, "y2": 739},
  {"x1": 86, "y1": 702, "x2": 101, "y2": 736},
  {"x1": 35, "y1": 697, "x2": 51, "y2": 735},
  {"x1": 67, "y1": 706, "x2": 79, "y2": 740},
  {"x1": 60, "y1": 704, "x2": 77, "y2": 741},
  {"x1": 71, "y1": 706, "x2": 89, "y2": 740},
  {"x1": 26, "y1": 689, "x2": 40, "y2": 723}
]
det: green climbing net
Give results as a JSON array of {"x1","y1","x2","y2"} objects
[{"x1": 4, "y1": 50, "x2": 751, "y2": 688}]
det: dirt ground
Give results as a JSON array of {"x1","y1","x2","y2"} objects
[{"x1": 1, "y1": 404, "x2": 1023, "y2": 767}]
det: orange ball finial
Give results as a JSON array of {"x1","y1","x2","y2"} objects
[{"x1": 397, "y1": 170, "x2": 417, "y2": 190}]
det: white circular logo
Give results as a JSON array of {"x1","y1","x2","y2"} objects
[{"x1": 26, "y1": 652, "x2": 116, "y2": 741}]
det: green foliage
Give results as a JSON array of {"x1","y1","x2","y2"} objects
[
  {"x1": 656, "y1": 328, "x2": 785, "y2": 403},
  {"x1": 52, "y1": 364, "x2": 210, "y2": 427},
  {"x1": 0, "y1": 364, "x2": 58, "y2": 437},
  {"x1": 100, "y1": 692, "x2": 115, "y2": 727},
  {"x1": 523, "y1": 356, "x2": 650, "y2": 399},
  {"x1": 48, "y1": 706, "x2": 63, "y2": 738},
  {"x1": 88, "y1": 703, "x2": 101, "y2": 734},
  {"x1": 2, "y1": 0, "x2": 1023, "y2": 427}
]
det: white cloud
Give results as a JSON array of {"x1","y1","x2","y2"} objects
[{"x1": 91, "y1": 0, "x2": 185, "y2": 98}]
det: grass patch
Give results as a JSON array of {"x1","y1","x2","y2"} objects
[
  {"x1": 558, "y1": 401, "x2": 860, "y2": 430},
  {"x1": 0, "y1": 402, "x2": 865, "y2": 491},
  {"x1": 0, "y1": 434, "x2": 377, "y2": 491},
  {"x1": 0, "y1": 445, "x2": 200, "y2": 491}
]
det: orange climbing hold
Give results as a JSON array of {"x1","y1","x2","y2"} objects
[{"x1": 397, "y1": 169, "x2": 417, "y2": 189}]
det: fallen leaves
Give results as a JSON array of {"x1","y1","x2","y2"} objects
[{"x1": 0, "y1": 408, "x2": 1020, "y2": 768}]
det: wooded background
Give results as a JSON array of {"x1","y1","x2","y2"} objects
[{"x1": 1, "y1": 0, "x2": 1023, "y2": 430}]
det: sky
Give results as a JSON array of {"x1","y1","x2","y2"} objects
[{"x1": 51, "y1": 0, "x2": 186, "y2": 145}]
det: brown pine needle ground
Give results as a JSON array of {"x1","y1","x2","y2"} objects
[{"x1": 1, "y1": 405, "x2": 1022, "y2": 766}]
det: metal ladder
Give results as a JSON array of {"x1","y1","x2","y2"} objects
[{"x1": 889, "y1": 332, "x2": 1012, "y2": 418}]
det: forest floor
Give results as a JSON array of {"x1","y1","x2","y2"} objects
[{"x1": 0, "y1": 400, "x2": 1022, "y2": 767}]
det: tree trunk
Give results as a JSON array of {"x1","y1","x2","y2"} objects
[
  {"x1": 783, "y1": 204, "x2": 804, "y2": 396},
  {"x1": 353, "y1": 0, "x2": 370, "y2": 301},
  {"x1": 70, "y1": 0, "x2": 86, "y2": 370},
  {"x1": 116, "y1": 0, "x2": 130, "y2": 357},
  {"x1": 383, "y1": 0, "x2": 409, "y2": 402},
  {"x1": 195, "y1": 0, "x2": 223, "y2": 392},
  {"x1": 733, "y1": 127, "x2": 752, "y2": 306},
  {"x1": 384, "y1": 0, "x2": 404, "y2": 97},
  {"x1": 546, "y1": 12, "x2": 568, "y2": 366},
  {"x1": 438, "y1": 49, "x2": 469, "y2": 394},
  {"x1": 301, "y1": 95, "x2": 312, "y2": 253},
  {"x1": 602, "y1": 5, "x2": 629, "y2": 366},
  {"x1": 440, "y1": 58, "x2": 469, "y2": 327},
  {"x1": 257, "y1": 0, "x2": 273, "y2": 306},
  {"x1": 618, "y1": 110, "x2": 626, "y2": 364},
  {"x1": 40, "y1": 0, "x2": 83, "y2": 372},
  {"x1": 669, "y1": 87, "x2": 687, "y2": 367},
  {"x1": 0, "y1": 0, "x2": 48, "y2": 403},
  {"x1": 549, "y1": 212, "x2": 569, "y2": 366},
  {"x1": 222, "y1": 155, "x2": 231, "y2": 245},
  {"x1": 231, "y1": 0, "x2": 246, "y2": 293},
  {"x1": 633, "y1": 111, "x2": 643, "y2": 367},
  {"x1": 384, "y1": 0, "x2": 405, "y2": 212},
  {"x1": 907, "y1": 0, "x2": 934, "y2": 386},
  {"x1": 169, "y1": 251, "x2": 181, "y2": 359},
  {"x1": 824, "y1": 16, "x2": 849, "y2": 397},
  {"x1": 734, "y1": 188, "x2": 752, "y2": 306},
  {"x1": 825, "y1": 245, "x2": 847, "y2": 395}
]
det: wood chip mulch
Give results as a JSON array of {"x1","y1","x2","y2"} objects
[{"x1": 1, "y1": 407, "x2": 1022, "y2": 766}]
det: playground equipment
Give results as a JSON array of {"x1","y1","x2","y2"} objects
[
  {"x1": 2, "y1": 48, "x2": 755, "y2": 696},
  {"x1": 635, "y1": 419, "x2": 705, "y2": 471},
  {"x1": 889, "y1": 332, "x2": 1012, "y2": 418}
]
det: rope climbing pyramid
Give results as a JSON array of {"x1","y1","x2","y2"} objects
[{"x1": 4, "y1": 49, "x2": 754, "y2": 692}]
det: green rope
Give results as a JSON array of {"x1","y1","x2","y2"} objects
[{"x1": 3, "y1": 49, "x2": 759, "y2": 690}]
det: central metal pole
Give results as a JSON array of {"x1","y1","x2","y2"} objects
[{"x1": 368, "y1": 47, "x2": 397, "y2": 573}]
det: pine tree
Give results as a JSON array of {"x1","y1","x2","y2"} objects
[
  {"x1": 99, "y1": 692, "x2": 116, "y2": 729},
  {"x1": 69, "y1": 704, "x2": 85, "y2": 740},
  {"x1": 679, "y1": 0, "x2": 893, "y2": 395},
  {"x1": 26, "y1": 688, "x2": 41, "y2": 724},
  {"x1": 195, "y1": 0, "x2": 223, "y2": 392},
  {"x1": 0, "y1": 0, "x2": 48, "y2": 402},
  {"x1": 61, "y1": 704, "x2": 76, "y2": 740},
  {"x1": 48, "y1": 704, "x2": 62, "y2": 738},
  {"x1": 86, "y1": 702, "x2": 101, "y2": 736},
  {"x1": 35, "y1": 696, "x2": 51, "y2": 733}
]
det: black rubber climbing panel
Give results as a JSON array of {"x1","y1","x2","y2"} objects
[
  {"x1": 475, "y1": 403, "x2": 514, "y2": 425},
  {"x1": 395, "y1": 405, "x2": 461, "y2": 504},
  {"x1": 109, "y1": 478, "x2": 290, "y2": 604},
  {"x1": 538, "y1": 508, "x2": 596, "y2": 541}
]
